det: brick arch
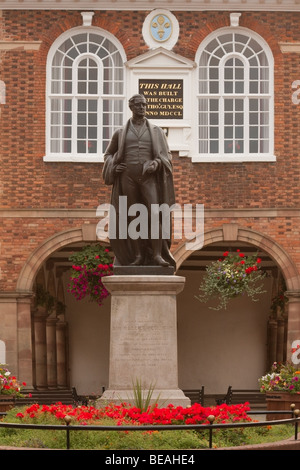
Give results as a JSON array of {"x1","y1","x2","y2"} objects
[
  {"x1": 173, "y1": 224, "x2": 300, "y2": 292},
  {"x1": 16, "y1": 228, "x2": 83, "y2": 293},
  {"x1": 16, "y1": 227, "x2": 110, "y2": 293},
  {"x1": 38, "y1": 12, "x2": 131, "y2": 64},
  {"x1": 184, "y1": 14, "x2": 282, "y2": 62}
]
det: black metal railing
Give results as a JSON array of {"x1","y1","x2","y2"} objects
[{"x1": 0, "y1": 408, "x2": 299, "y2": 450}]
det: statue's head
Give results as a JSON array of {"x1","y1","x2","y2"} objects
[{"x1": 129, "y1": 94, "x2": 147, "y2": 109}]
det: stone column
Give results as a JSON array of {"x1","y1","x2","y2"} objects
[
  {"x1": 286, "y1": 291, "x2": 300, "y2": 363},
  {"x1": 0, "y1": 295, "x2": 19, "y2": 377},
  {"x1": 276, "y1": 318, "x2": 285, "y2": 363},
  {"x1": 46, "y1": 315, "x2": 58, "y2": 389},
  {"x1": 33, "y1": 307, "x2": 48, "y2": 389},
  {"x1": 267, "y1": 319, "x2": 277, "y2": 368},
  {"x1": 56, "y1": 321, "x2": 68, "y2": 389},
  {"x1": 17, "y1": 296, "x2": 33, "y2": 388},
  {"x1": 98, "y1": 275, "x2": 190, "y2": 407}
]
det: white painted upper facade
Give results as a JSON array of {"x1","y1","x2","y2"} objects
[{"x1": 0, "y1": 0, "x2": 300, "y2": 10}]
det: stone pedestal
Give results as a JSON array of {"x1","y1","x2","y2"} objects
[{"x1": 98, "y1": 275, "x2": 190, "y2": 408}]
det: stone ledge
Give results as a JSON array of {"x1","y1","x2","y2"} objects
[{"x1": 218, "y1": 434, "x2": 300, "y2": 451}]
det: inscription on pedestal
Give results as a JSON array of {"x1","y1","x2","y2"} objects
[
  {"x1": 110, "y1": 303, "x2": 177, "y2": 389},
  {"x1": 113, "y1": 320, "x2": 172, "y2": 368}
]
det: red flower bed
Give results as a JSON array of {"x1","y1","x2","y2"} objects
[{"x1": 16, "y1": 402, "x2": 252, "y2": 426}]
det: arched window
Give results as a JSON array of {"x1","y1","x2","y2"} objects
[
  {"x1": 44, "y1": 28, "x2": 126, "y2": 162},
  {"x1": 195, "y1": 28, "x2": 274, "y2": 162}
]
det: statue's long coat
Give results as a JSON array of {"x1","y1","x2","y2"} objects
[{"x1": 102, "y1": 118, "x2": 176, "y2": 267}]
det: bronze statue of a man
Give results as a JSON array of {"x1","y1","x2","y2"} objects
[{"x1": 102, "y1": 94, "x2": 176, "y2": 269}]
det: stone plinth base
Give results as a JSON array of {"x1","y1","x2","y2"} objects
[
  {"x1": 97, "y1": 275, "x2": 190, "y2": 408},
  {"x1": 99, "y1": 388, "x2": 189, "y2": 408}
]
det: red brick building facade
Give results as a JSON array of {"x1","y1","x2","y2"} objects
[{"x1": 0, "y1": 1, "x2": 300, "y2": 395}]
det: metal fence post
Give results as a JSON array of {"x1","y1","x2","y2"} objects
[
  {"x1": 64, "y1": 416, "x2": 72, "y2": 450},
  {"x1": 293, "y1": 409, "x2": 299, "y2": 441},
  {"x1": 207, "y1": 414, "x2": 215, "y2": 449}
]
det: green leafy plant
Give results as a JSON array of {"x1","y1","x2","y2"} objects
[
  {"x1": 68, "y1": 244, "x2": 113, "y2": 306},
  {"x1": 270, "y1": 290, "x2": 288, "y2": 316},
  {"x1": 35, "y1": 284, "x2": 55, "y2": 313},
  {"x1": 259, "y1": 362, "x2": 300, "y2": 394},
  {"x1": 195, "y1": 249, "x2": 266, "y2": 310},
  {"x1": 131, "y1": 378, "x2": 158, "y2": 412},
  {"x1": 34, "y1": 284, "x2": 66, "y2": 315}
]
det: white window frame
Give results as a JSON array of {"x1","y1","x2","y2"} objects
[
  {"x1": 192, "y1": 26, "x2": 275, "y2": 163},
  {"x1": 43, "y1": 26, "x2": 127, "y2": 163}
]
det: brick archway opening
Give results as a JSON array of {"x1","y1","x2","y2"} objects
[
  {"x1": 173, "y1": 224, "x2": 300, "y2": 392},
  {"x1": 16, "y1": 226, "x2": 111, "y2": 392},
  {"x1": 174, "y1": 224, "x2": 300, "y2": 292}
]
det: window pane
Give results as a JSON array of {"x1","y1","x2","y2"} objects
[
  {"x1": 219, "y1": 33, "x2": 233, "y2": 44},
  {"x1": 210, "y1": 127, "x2": 219, "y2": 138},
  {"x1": 210, "y1": 141, "x2": 219, "y2": 153},
  {"x1": 77, "y1": 141, "x2": 86, "y2": 153},
  {"x1": 73, "y1": 33, "x2": 88, "y2": 45},
  {"x1": 78, "y1": 127, "x2": 86, "y2": 139},
  {"x1": 225, "y1": 113, "x2": 233, "y2": 125},
  {"x1": 88, "y1": 82, "x2": 98, "y2": 94},
  {"x1": 51, "y1": 81, "x2": 60, "y2": 94},
  {"x1": 250, "y1": 82, "x2": 258, "y2": 94},
  {"x1": 88, "y1": 100, "x2": 97, "y2": 112},
  {"x1": 225, "y1": 127, "x2": 233, "y2": 138},
  {"x1": 63, "y1": 141, "x2": 71, "y2": 153},
  {"x1": 205, "y1": 39, "x2": 219, "y2": 53},
  {"x1": 78, "y1": 82, "x2": 87, "y2": 94},
  {"x1": 51, "y1": 140, "x2": 60, "y2": 153},
  {"x1": 224, "y1": 141, "x2": 233, "y2": 153},
  {"x1": 88, "y1": 113, "x2": 97, "y2": 125},
  {"x1": 88, "y1": 127, "x2": 97, "y2": 139},
  {"x1": 250, "y1": 127, "x2": 258, "y2": 138},
  {"x1": 209, "y1": 81, "x2": 219, "y2": 93},
  {"x1": 225, "y1": 82, "x2": 233, "y2": 93},
  {"x1": 209, "y1": 68, "x2": 219, "y2": 79},
  {"x1": 250, "y1": 140, "x2": 258, "y2": 153},
  {"x1": 260, "y1": 140, "x2": 269, "y2": 152},
  {"x1": 90, "y1": 33, "x2": 104, "y2": 46},
  {"x1": 88, "y1": 141, "x2": 97, "y2": 153}
]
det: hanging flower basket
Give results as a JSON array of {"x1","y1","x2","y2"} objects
[
  {"x1": 195, "y1": 249, "x2": 266, "y2": 310},
  {"x1": 67, "y1": 244, "x2": 113, "y2": 306}
]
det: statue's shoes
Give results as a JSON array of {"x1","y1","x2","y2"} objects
[
  {"x1": 130, "y1": 256, "x2": 144, "y2": 266},
  {"x1": 153, "y1": 255, "x2": 169, "y2": 267}
]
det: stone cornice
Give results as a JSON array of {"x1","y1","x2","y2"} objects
[
  {"x1": 0, "y1": 40, "x2": 42, "y2": 51},
  {"x1": 0, "y1": 208, "x2": 299, "y2": 218},
  {"x1": 0, "y1": 0, "x2": 300, "y2": 11},
  {"x1": 0, "y1": 291, "x2": 33, "y2": 300},
  {"x1": 279, "y1": 42, "x2": 300, "y2": 53}
]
